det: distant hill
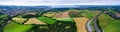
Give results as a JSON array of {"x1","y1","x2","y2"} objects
[{"x1": 0, "y1": 5, "x2": 120, "y2": 16}]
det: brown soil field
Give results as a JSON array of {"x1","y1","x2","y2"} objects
[
  {"x1": 54, "y1": 13, "x2": 62, "y2": 18},
  {"x1": 73, "y1": 17, "x2": 89, "y2": 32},
  {"x1": 24, "y1": 18, "x2": 46, "y2": 25},
  {"x1": 61, "y1": 11, "x2": 70, "y2": 18},
  {"x1": 54, "y1": 11, "x2": 70, "y2": 18},
  {"x1": 116, "y1": 13, "x2": 120, "y2": 17}
]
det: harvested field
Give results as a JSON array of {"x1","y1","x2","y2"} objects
[
  {"x1": 24, "y1": 18, "x2": 46, "y2": 25},
  {"x1": 73, "y1": 17, "x2": 89, "y2": 32},
  {"x1": 116, "y1": 13, "x2": 120, "y2": 18},
  {"x1": 43, "y1": 12, "x2": 56, "y2": 17},
  {"x1": 61, "y1": 11, "x2": 70, "y2": 18},
  {"x1": 54, "y1": 13, "x2": 62, "y2": 18},
  {"x1": 12, "y1": 17, "x2": 27, "y2": 24},
  {"x1": 54, "y1": 11, "x2": 70, "y2": 18},
  {"x1": 43, "y1": 14, "x2": 55, "y2": 17}
]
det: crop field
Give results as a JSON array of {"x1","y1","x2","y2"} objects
[
  {"x1": 43, "y1": 12, "x2": 57, "y2": 17},
  {"x1": 24, "y1": 18, "x2": 46, "y2": 25},
  {"x1": 53, "y1": 18, "x2": 74, "y2": 22},
  {"x1": 73, "y1": 17, "x2": 89, "y2": 32},
  {"x1": 81, "y1": 10, "x2": 100, "y2": 19},
  {"x1": 37, "y1": 17, "x2": 57, "y2": 25},
  {"x1": 1, "y1": 5, "x2": 120, "y2": 32},
  {"x1": 36, "y1": 21, "x2": 77, "y2": 32},
  {"x1": 4, "y1": 22, "x2": 34, "y2": 32},
  {"x1": 12, "y1": 17, "x2": 27, "y2": 24}
]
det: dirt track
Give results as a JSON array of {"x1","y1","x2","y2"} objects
[{"x1": 73, "y1": 17, "x2": 89, "y2": 32}]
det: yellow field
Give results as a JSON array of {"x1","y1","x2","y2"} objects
[
  {"x1": 73, "y1": 17, "x2": 89, "y2": 32},
  {"x1": 43, "y1": 12, "x2": 57, "y2": 17},
  {"x1": 24, "y1": 18, "x2": 46, "y2": 25},
  {"x1": 12, "y1": 17, "x2": 27, "y2": 24}
]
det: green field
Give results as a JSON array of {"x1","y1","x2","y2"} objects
[
  {"x1": 37, "y1": 17, "x2": 57, "y2": 25},
  {"x1": 4, "y1": 22, "x2": 34, "y2": 32},
  {"x1": 12, "y1": 17, "x2": 27, "y2": 24},
  {"x1": 81, "y1": 10, "x2": 100, "y2": 19},
  {"x1": 98, "y1": 14, "x2": 120, "y2": 32},
  {"x1": 2, "y1": 9, "x2": 120, "y2": 32},
  {"x1": 98, "y1": 14, "x2": 115, "y2": 27},
  {"x1": 0, "y1": 14, "x2": 8, "y2": 19},
  {"x1": 104, "y1": 20, "x2": 120, "y2": 32},
  {"x1": 53, "y1": 18, "x2": 74, "y2": 22}
]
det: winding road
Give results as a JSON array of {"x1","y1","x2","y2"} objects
[
  {"x1": 73, "y1": 17, "x2": 89, "y2": 32},
  {"x1": 86, "y1": 11, "x2": 103, "y2": 32},
  {"x1": 86, "y1": 17, "x2": 94, "y2": 32}
]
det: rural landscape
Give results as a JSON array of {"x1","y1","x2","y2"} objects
[{"x1": 0, "y1": 5, "x2": 120, "y2": 32}]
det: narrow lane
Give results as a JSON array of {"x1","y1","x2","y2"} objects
[
  {"x1": 86, "y1": 11, "x2": 103, "y2": 32},
  {"x1": 93, "y1": 11, "x2": 103, "y2": 32},
  {"x1": 86, "y1": 17, "x2": 94, "y2": 32}
]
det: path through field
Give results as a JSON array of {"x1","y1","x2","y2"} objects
[{"x1": 73, "y1": 17, "x2": 89, "y2": 32}]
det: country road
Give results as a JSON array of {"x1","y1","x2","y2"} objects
[
  {"x1": 86, "y1": 11, "x2": 103, "y2": 32},
  {"x1": 93, "y1": 11, "x2": 103, "y2": 32},
  {"x1": 86, "y1": 17, "x2": 94, "y2": 32}
]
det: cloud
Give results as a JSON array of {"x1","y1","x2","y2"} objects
[{"x1": 0, "y1": 0, "x2": 120, "y2": 6}]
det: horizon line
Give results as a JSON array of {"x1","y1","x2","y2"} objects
[{"x1": 0, "y1": 4, "x2": 120, "y2": 6}]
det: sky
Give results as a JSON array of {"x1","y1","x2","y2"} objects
[{"x1": 0, "y1": 0, "x2": 120, "y2": 6}]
